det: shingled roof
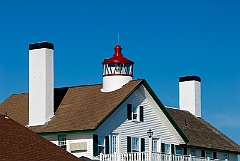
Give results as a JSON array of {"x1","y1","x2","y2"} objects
[
  {"x1": 0, "y1": 115, "x2": 80, "y2": 161},
  {"x1": 166, "y1": 107, "x2": 240, "y2": 153},
  {"x1": 0, "y1": 79, "x2": 143, "y2": 133},
  {"x1": 0, "y1": 79, "x2": 239, "y2": 153}
]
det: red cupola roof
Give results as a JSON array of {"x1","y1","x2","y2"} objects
[{"x1": 102, "y1": 45, "x2": 134, "y2": 64}]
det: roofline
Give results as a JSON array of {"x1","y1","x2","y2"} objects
[
  {"x1": 142, "y1": 80, "x2": 189, "y2": 143},
  {"x1": 95, "y1": 79, "x2": 189, "y2": 144},
  {"x1": 95, "y1": 79, "x2": 145, "y2": 129},
  {"x1": 38, "y1": 129, "x2": 94, "y2": 136},
  {"x1": 182, "y1": 144, "x2": 240, "y2": 154}
]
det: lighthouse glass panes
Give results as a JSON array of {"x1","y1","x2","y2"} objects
[{"x1": 102, "y1": 63, "x2": 133, "y2": 76}]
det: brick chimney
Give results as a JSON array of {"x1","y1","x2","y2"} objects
[
  {"x1": 179, "y1": 76, "x2": 201, "y2": 117},
  {"x1": 29, "y1": 42, "x2": 54, "y2": 126}
]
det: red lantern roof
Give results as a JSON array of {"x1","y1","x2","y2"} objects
[{"x1": 102, "y1": 45, "x2": 134, "y2": 64}]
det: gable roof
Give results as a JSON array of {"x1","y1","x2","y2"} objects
[
  {"x1": 0, "y1": 114, "x2": 80, "y2": 161},
  {"x1": 0, "y1": 79, "x2": 239, "y2": 153},
  {"x1": 0, "y1": 80, "x2": 144, "y2": 133},
  {"x1": 167, "y1": 107, "x2": 240, "y2": 153}
]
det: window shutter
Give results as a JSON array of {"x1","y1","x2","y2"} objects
[
  {"x1": 105, "y1": 136, "x2": 109, "y2": 154},
  {"x1": 141, "y1": 138, "x2": 145, "y2": 152},
  {"x1": 213, "y1": 152, "x2": 217, "y2": 159},
  {"x1": 93, "y1": 134, "x2": 98, "y2": 156},
  {"x1": 140, "y1": 106, "x2": 143, "y2": 122},
  {"x1": 171, "y1": 144, "x2": 175, "y2": 154},
  {"x1": 127, "y1": 136, "x2": 131, "y2": 152},
  {"x1": 183, "y1": 148, "x2": 187, "y2": 155},
  {"x1": 201, "y1": 150, "x2": 205, "y2": 157},
  {"x1": 127, "y1": 104, "x2": 132, "y2": 120},
  {"x1": 161, "y1": 143, "x2": 165, "y2": 153}
]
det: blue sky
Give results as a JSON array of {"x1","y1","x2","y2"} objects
[{"x1": 0, "y1": 0, "x2": 239, "y2": 155}]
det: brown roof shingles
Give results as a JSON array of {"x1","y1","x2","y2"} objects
[
  {"x1": 0, "y1": 80, "x2": 143, "y2": 133},
  {"x1": 0, "y1": 115, "x2": 81, "y2": 161},
  {"x1": 166, "y1": 107, "x2": 240, "y2": 153},
  {"x1": 1, "y1": 79, "x2": 240, "y2": 153}
]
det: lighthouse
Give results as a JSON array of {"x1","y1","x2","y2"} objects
[{"x1": 102, "y1": 45, "x2": 134, "y2": 92}]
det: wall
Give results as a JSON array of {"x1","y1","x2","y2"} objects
[
  {"x1": 95, "y1": 84, "x2": 184, "y2": 153},
  {"x1": 43, "y1": 132, "x2": 93, "y2": 159}
]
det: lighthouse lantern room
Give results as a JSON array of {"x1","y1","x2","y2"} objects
[{"x1": 102, "y1": 45, "x2": 134, "y2": 92}]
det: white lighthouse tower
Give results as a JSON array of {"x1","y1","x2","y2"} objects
[{"x1": 102, "y1": 45, "x2": 134, "y2": 92}]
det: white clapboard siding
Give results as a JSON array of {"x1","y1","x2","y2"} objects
[
  {"x1": 139, "y1": 85, "x2": 185, "y2": 144},
  {"x1": 95, "y1": 84, "x2": 185, "y2": 153},
  {"x1": 67, "y1": 133, "x2": 93, "y2": 158},
  {"x1": 43, "y1": 133, "x2": 93, "y2": 159}
]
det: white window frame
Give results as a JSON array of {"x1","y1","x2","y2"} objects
[
  {"x1": 175, "y1": 145, "x2": 182, "y2": 155},
  {"x1": 206, "y1": 151, "x2": 212, "y2": 158},
  {"x1": 98, "y1": 136, "x2": 105, "y2": 154},
  {"x1": 132, "y1": 107, "x2": 139, "y2": 121},
  {"x1": 190, "y1": 149, "x2": 196, "y2": 156},
  {"x1": 132, "y1": 137, "x2": 140, "y2": 152},
  {"x1": 58, "y1": 135, "x2": 67, "y2": 150},
  {"x1": 152, "y1": 138, "x2": 159, "y2": 153},
  {"x1": 111, "y1": 134, "x2": 118, "y2": 153},
  {"x1": 222, "y1": 153, "x2": 228, "y2": 160},
  {"x1": 165, "y1": 144, "x2": 170, "y2": 154}
]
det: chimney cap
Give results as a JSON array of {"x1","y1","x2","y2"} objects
[
  {"x1": 29, "y1": 42, "x2": 54, "y2": 50},
  {"x1": 179, "y1": 76, "x2": 201, "y2": 82}
]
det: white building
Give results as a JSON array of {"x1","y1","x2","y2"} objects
[{"x1": 0, "y1": 42, "x2": 239, "y2": 161}]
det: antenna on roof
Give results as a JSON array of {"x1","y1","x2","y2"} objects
[
  {"x1": 117, "y1": 33, "x2": 120, "y2": 45},
  {"x1": 5, "y1": 109, "x2": 9, "y2": 119}
]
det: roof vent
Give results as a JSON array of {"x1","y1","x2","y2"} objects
[{"x1": 5, "y1": 109, "x2": 9, "y2": 119}]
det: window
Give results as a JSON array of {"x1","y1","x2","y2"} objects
[
  {"x1": 162, "y1": 143, "x2": 170, "y2": 154},
  {"x1": 206, "y1": 151, "x2": 212, "y2": 158},
  {"x1": 176, "y1": 146, "x2": 182, "y2": 155},
  {"x1": 222, "y1": 154, "x2": 228, "y2": 160},
  {"x1": 127, "y1": 104, "x2": 143, "y2": 122},
  {"x1": 132, "y1": 137, "x2": 139, "y2": 152},
  {"x1": 58, "y1": 135, "x2": 67, "y2": 150},
  {"x1": 190, "y1": 149, "x2": 195, "y2": 156},
  {"x1": 127, "y1": 137, "x2": 145, "y2": 152},
  {"x1": 132, "y1": 107, "x2": 138, "y2": 120},
  {"x1": 98, "y1": 136, "x2": 105, "y2": 154},
  {"x1": 152, "y1": 139, "x2": 158, "y2": 152},
  {"x1": 111, "y1": 135, "x2": 118, "y2": 153}
]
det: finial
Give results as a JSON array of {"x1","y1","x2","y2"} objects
[{"x1": 114, "y1": 45, "x2": 123, "y2": 57}]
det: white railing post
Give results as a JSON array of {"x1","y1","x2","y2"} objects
[
  {"x1": 114, "y1": 153, "x2": 116, "y2": 161},
  {"x1": 149, "y1": 138, "x2": 152, "y2": 161},
  {"x1": 188, "y1": 154, "x2": 192, "y2": 161}
]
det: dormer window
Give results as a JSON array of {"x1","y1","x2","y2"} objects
[{"x1": 127, "y1": 104, "x2": 143, "y2": 122}]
